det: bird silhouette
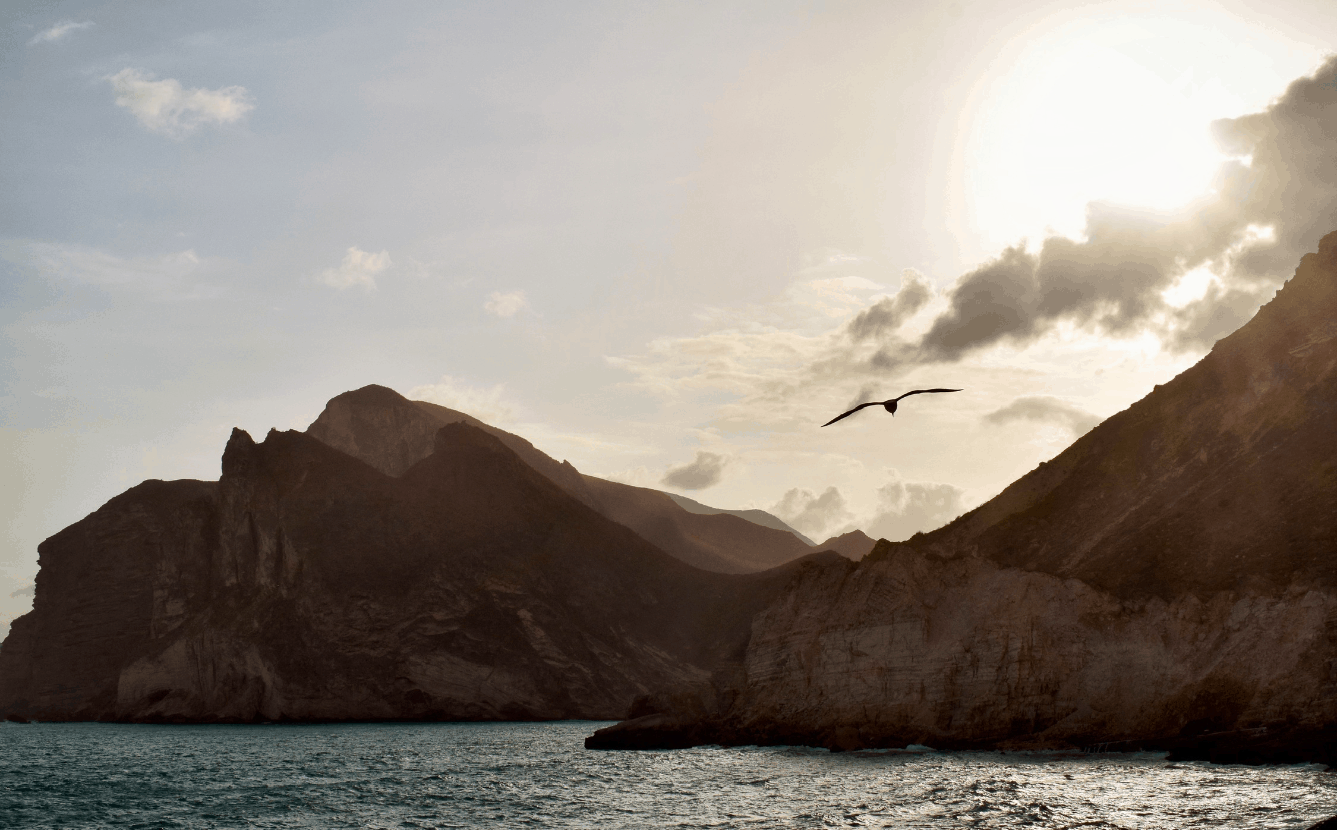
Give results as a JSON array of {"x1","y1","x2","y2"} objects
[{"x1": 821, "y1": 388, "x2": 962, "y2": 427}]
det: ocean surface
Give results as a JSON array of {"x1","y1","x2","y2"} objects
[{"x1": 2, "y1": 721, "x2": 1335, "y2": 829}]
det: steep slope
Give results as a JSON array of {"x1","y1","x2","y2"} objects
[
  {"x1": 306, "y1": 385, "x2": 815, "y2": 573},
  {"x1": 917, "y1": 235, "x2": 1337, "y2": 598},
  {"x1": 589, "y1": 230, "x2": 1337, "y2": 762},
  {"x1": 0, "y1": 423, "x2": 816, "y2": 722}
]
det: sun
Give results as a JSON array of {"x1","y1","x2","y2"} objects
[{"x1": 951, "y1": 11, "x2": 1320, "y2": 254}]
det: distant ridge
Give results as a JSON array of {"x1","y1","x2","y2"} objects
[
  {"x1": 666, "y1": 493, "x2": 816, "y2": 546},
  {"x1": 307, "y1": 385, "x2": 815, "y2": 574},
  {"x1": 814, "y1": 529, "x2": 875, "y2": 560}
]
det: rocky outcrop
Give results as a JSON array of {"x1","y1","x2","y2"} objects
[
  {"x1": 0, "y1": 422, "x2": 821, "y2": 722},
  {"x1": 588, "y1": 230, "x2": 1337, "y2": 762},
  {"x1": 306, "y1": 384, "x2": 816, "y2": 574}
]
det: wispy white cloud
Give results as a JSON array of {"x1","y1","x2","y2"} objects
[
  {"x1": 484, "y1": 289, "x2": 529, "y2": 318},
  {"x1": 29, "y1": 20, "x2": 93, "y2": 45},
  {"x1": 107, "y1": 68, "x2": 253, "y2": 138},
  {"x1": 0, "y1": 241, "x2": 220, "y2": 300},
  {"x1": 318, "y1": 247, "x2": 390, "y2": 291},
  {"x1": 609, "y1": 269, "x2": 941, "y2": 430}
]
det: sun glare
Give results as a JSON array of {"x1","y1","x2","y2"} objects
[{"x1": 959, "y1": 17, "x2": 1275, "y2": 250}]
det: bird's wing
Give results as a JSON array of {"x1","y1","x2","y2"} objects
[
  {"x1": 893, "y1": 388, "x2": 963, "y2": 401},
  {"x1": 821, "y1": 401, "x2": 883, "y2": 427}
]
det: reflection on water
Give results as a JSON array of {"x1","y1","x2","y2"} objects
[{"x1": 2, "y1": 721, "x2": 1335, "y2": 828}]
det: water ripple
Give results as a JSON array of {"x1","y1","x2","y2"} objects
[{"x1": 2, "y1": 722, "x2": 1336, "y2": 828}]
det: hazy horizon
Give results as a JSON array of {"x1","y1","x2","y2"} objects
[{"x1": 4, "y1": 0, "x2": 1337, "y2": 636}]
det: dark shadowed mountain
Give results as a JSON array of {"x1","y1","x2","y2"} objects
[
  {"x1": 0, "y1": 422, "x2": 830, "y2": 722},
  {"x1": 306, "y1": 385, "x2": 816, "y2": 574},
  {"x1": 588, "y1": 229, "x2": 1337, "y2": 763}
]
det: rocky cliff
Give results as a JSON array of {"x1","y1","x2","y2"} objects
[
  {"x1": 307, "y1": 385, "x2": 816, "y2": 573},
  {"x1": 588, "y1": 230, "x2": 1337, "y2": 763},
  {"x1": 0, "y1": 422, "x2": 828, "y2": 722}
]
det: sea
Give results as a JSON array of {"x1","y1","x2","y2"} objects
[{"x1": 2, "y1": 721, "x2": 1335, "y2": 829}]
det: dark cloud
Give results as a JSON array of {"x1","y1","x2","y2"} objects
[
  {"x1": 661, "y1": 451, "x2": 728, "y2": 490},
  {"x1": 984, "y1": 396, "x2": 1101, "y2": 436},
  {"x1": 771, "y1": 486, "x2": 854, "y2": 538},
  {"x1": 874, "y1": 55, "x2": 1337, "y2": 365},
  {"x1": 847, "y1": 270, "x2": 932, "y2": 341},
  {"x1": 10, "y1": 584, "x2": 34, "y2": 599},
  {"x1": 865, "y1": 478, "x2": 965, "y2": 542},
  {"x1": 1212, "y1": 56, "x2": 1337, "y2": 280}
]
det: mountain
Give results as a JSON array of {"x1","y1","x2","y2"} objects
[
  {"x1": 588, "y1": 229, "x2": 1337, "y2": 763},
  {"x1": 814, "y1": 529, "x2": 875, "y2": 560},
  {"x1": 306, "y1": 385, "x2": 815, "y2": 574},
  {"x1": 0, "y1": 422, "x2": 827, "y2": 722},
  {"x1": 666, "y1": 494, "x2": 817, "y2": 546}
]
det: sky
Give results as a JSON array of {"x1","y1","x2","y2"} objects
[{"x1": 3, "y1": 0, "x2": 1336, "y2": 635}]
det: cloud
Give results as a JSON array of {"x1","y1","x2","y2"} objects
[
  {"x1": 609, "y1": 267, "x2": 940, "y2": 430},
  {"x1": 29, "y1": 20, "x2": 93, "y2": 44},
  {"x1": 318, "y1": 247, "x2": 390, "y2": 291},
  {"x1": 610, "y1": 58, "x2": 1337, "y2": 444},
  {"x1": 771, "y1": 474, "x2": 968, "y2": 543},
  {"x1": 984, "y1": 395, "x2": 1101, "y2": 436},
  {"x1": 661, "y1": 451, "x2": 728, "y2": 490},
  {"x1": 107, "y1": 68, "x2": 253, "y2": 138},
  {"x1": 865, "y1": 475, "x2": 966, "y2": 543},
  {"x1": 407, "y1": 375, "x2": 517, "y2": 425},
  {"x1": 10, "y1": 584, "x2": 34, "y2": 599},
  {"x1": 484, "y1": 290, "x2": 529, "y2": 318},
  {"x1": 897, "y1": 55, "x2": 1337, "y2": 364},
  {"x1": 847, "y1": 270, "x2": 932, "y2": 341},
  {"x1": 771, "y1": 486, "x2": 854, "y2": 539},
  {"x1": 0, "y1": 241, "x2": 219, "y2": 300}
]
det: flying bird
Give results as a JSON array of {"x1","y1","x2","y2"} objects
[{"x1": 821, "y1": 388, "x2": 963, "y2": 427}]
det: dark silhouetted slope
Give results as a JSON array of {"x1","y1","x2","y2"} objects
[{"x1": 0, "y1": 423, "x2": 809, "y2": 722}]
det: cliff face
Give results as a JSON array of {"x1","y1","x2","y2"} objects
[
  {"x1": 588, "y1": 231, "x2": 1337, "y2": 760},
  {"x1": 0, "y1": 423, "x2": 815, "y2": 722},
  {"x1": 307, "y1": 384, "x2": 815, "y2": 574}
]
